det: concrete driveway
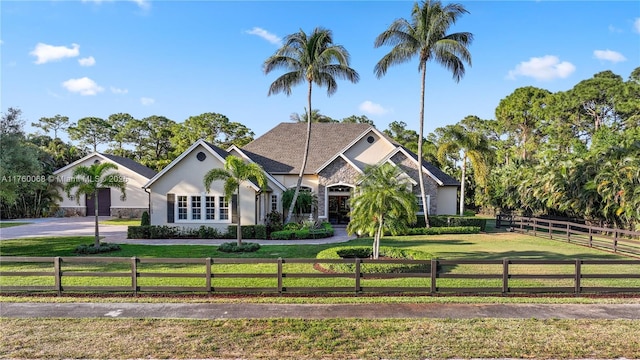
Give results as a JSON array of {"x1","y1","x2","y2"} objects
[
  {"x1": 0, "y1": 217, "x2": 354, "y2": 245},
  {"x1": 0, "y1": 217, "x2": 129, "y2": 242}
]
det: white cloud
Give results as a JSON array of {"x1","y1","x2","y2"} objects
[
  {"x1": 110, "y1": 86, "x2": 128, "y2": 94},
  {"x1": 30, "y1": 43, "x2": 80, "y2": 64},
  {"x1": 245, "y1": 27, "x2": 282, "y2": 46},
  {"x1": 634, "y1": 18, "x2": 640, "y2": 33},
  {"x1": 359, "y1": 100, "x2": 389, "y2": 116},
  {"x1": 593, "y1": 49, "x2": 627, "y2": 63},
  {"x1": 140, "y1": 97, "x2": 155, "y2": 106},
  {"x1": 78, "y1": 56, "x2": 96, "y2": 67},
  {"x1": 82, "y1": 0, "x2": 150, "y2": 9},
  {"x1": 608, "y1": 25, "x2": 623, "y2": 33},
  {"x1": 507, "y1": 55, "x2": 575, "y2": 81},
  {"x1": 61, "y1": 77, "x2": 104, "y2": 96}
]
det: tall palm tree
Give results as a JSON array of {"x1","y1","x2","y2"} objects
[
  {"x1": 204, "y1": 155, "x2": 267, "y2": 246},
  {"x1": 374, "y1": 0, "x2": 473, "y2": 225},
  {"x1": 436, "y1": 123, "x2": 490, "y2": 215},
  {"x1": 65, "y1": 162, "x2": 127, "y2": 247},
  {"x1": 347, "y1": 164, "x2": 417, "y2": 259},
  {"x1": 264, "y1": 27, "x2": 359, "y2": 224}
]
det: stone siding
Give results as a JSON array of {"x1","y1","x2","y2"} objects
[
  {"x1": 111, "y1": 207, "x2": 147, "y2": 219},
  {"x1": 317, "y1": 157, "x2": 360, "y2": 218},
  {"x1": 390, "y1": 152, "x2": 438, "y2": 215}
]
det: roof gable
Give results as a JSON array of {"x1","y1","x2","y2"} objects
[{"x1": 242, "y1": 122, "x2": 372, "y2": 174}]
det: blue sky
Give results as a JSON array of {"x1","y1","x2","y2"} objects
[{"x1": 2, "y1": 0, "x2": 639, "y2": 146}]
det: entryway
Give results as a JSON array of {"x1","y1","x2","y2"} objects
[
  {"x1": 327, "y1": 185, "x2": 353, "y2": 225},
  {"x1": 86, "y1": 188, "x2": 111, "y2": 216}
]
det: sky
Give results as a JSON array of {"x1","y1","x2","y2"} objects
[{"x1": 2, "y1": 0, "x2": 639, "y2": 148}]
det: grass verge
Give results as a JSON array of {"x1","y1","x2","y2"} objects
[
  {"x1": 2, "y1": 318, "x2": 639, "y2": 359},
  {"x1": 100, "y1": 218, "x2": 141, "y2": 226},
  {"x1": 0, "y1": 222, "x2": 29, "y2": 228}
]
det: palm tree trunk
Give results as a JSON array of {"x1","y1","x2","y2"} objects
[
  {"x1": 418, "y1": 65, "x2": 430, "y2": 228},
  {"x1": 236, "y1": 185, "x2": 242, "y2": 247},
  {"x1": 286, "y1": 80, "x2": 313, "y2": 224},
  {"x1": 94, "y1": 190, "x2": 100, "y2": 247},
  {"x1": 374, "y1": 216, "x2": 383, "y2": 259},
  {"x1": 459, "y1": 154, "x2": 467, "y2": 216}
]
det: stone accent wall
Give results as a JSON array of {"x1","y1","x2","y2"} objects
[
  {"x1": 390, "y1": 152, "x2": 438, "y2": 215},
  {"x1": 111, "y1": 208, "x2": 147, "y2": 219},
  {"x1": 317, "y1": 157, "x2": 360, "y2": 218},
  {"x1": 59, "y1": 207, "x2": 86, "y2": 217}
]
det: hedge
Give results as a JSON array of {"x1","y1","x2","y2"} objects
[
  {"x1": 128, "y1": 224, "x2": 295, "y2": 239},
  {"x1": 403, "y1": 226, "x2": 480, "y2": 235},
  {"x1": 316, "y1": 246, "x2": 434, "y2": 274},
  {"x1": 414, "y1": 215, "x2": 487, "y2": 231}
]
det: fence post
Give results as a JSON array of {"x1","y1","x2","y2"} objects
[
  {"x1": 430, "y1": 259, "x2": 437, "y2": 294},
  {"x1": 614, "y1": 230, "x2": 618, "y2": 253},
  {"x1": 131, "y1": 257, "x2": 138, "y2": 296},
  {"x1": 567, "y1": 223, "x2": 571, "y2": 242},
  {"x1": 205, "y1": 258, "x2": 212, "y2": 295},
  {"x1": 574, "y1": 259, "x2": 581, "y2": 295},
  {"x1": 502, "y1": 258, "x2": 509, "y2": 295},
  {"x1": 354, "y1": 258, "x2": 361, "y2": 296},
  {"x1": 54, "y1": 257, "x2": 62, "y2": 296},
  {"x1": 496, "y1": 214, "x2": 501, "y2": 228},
  {"x1": 533, "y1": 218, "x2": 537, "y2": 236},
  {"x1": 520, "y1": 216, "x2": 523, "y2": 232},
  {"x1": 277, "y1": 257, "x2": 283, "y2": 296},
  {"x1": 549, "y1": 221, "x2": 552, "y2": 239},
  {"x1": 589, "y1": 227, "x2": 593, "y2": 247}
]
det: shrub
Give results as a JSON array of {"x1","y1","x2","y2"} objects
[
  {"x1": 198, "y1": 226, "x2": 221, "y2": 239},
  {"x1": 217, "y1": 242, "x2": 261, "y2": 253},
  {"x1": 316, "y1": 246, "x2": 434, "y2": 274},
  {"x1": 270, "y1": 230, "x2": 295, "y2": 240},
  {"x1": 141, "y1": 211, "x2": 150, "y2": 226},
  {"x1": 283, "y1": 222, "x2": 301, "y2": 231},
  {"x1": 413, "y1": 215, "x2": 487, "y2": 231},
  {"x1": 254, "y1": 225, "x2": 267, "y2": 239},
  {"x1": 127, "y1": 225, "x2": 151, "y2": 239},
  {"x1": 269, "y1": 223, "x2": 334, "y2": 240},
  {"x1": 404, "y1": 226, "x2": 480, "y2": 235},
  {"x1": 265, "y1": 210, "x2": 283, "y2": 232},
  {"x1": 75, "y1": 243, "x2": 121, "y2": 254}
]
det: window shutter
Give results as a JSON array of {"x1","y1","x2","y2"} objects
[
  {"x1": 231, "y1": 194, "x2": 238, "y2": 224},
  {"x1": 167, "y1": 193, "x2": 175, "y2": 223}
]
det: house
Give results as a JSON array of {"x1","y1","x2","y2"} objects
[
  {"x1": 53, "y1": 153, "x2": 157, "y2": 218},
  {"x1": 143, "y1": 122, "x2": 459, "y2": 229}
]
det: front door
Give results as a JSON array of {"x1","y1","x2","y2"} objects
[{"x1": 328, "y1": 195, "x2": 350, "y2": 224}]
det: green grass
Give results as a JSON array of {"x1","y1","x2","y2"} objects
[
  {"x1": 99, "y1": 218, "x2": 141, "y2": 226},
  {"x1": 0, "y1": 222, "x2": 29, "y2": 228},
  {"x1": 2, "y1": 318, "x2": 639, "y2": 359},
  {"x1": 1, "y1": 233, "x2": 638, "y2": 293}
]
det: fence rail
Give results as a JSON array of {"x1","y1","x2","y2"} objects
[
  {"x1": 496, "y1": 215, "x2": 640, "y2": 257},
  {"x1": 1, "y1": 256, "x2": 639, "y2": 296}
]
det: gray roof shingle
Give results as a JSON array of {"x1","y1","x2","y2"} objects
[
  {"x1": 242, "y1": 122, "x2": 373, "y2": 174},
  {"x1": 399, "y1": 146, "x2": 460, "y2": 186},
  {"x1": 100, "y1": 153, "x2": 157, "y2": 179}
]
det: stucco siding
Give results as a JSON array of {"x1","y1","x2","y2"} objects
[
  {"x1": 436, "y1": 186, "x2": 458, "y2": 215},
  {"x1": 55, "y1": 154, "x2": 150, "y2": 216},
  {"x1": 343, "y1": 130, "x2": 395, "y2": 170}
]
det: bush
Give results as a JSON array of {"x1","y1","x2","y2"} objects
[
  {"x1": 75, "y1": 243, "x2": 121, "y2": 254},
  {"x1": 254, "y1": 225, "x2": 267, "y2": 239},
  {"x1": 270, "y1": 230, "x2": 295, "y2": 240},
  {"x1": 269, "y1": 223, "x2": 334, "y2": 240},
  {"x1": 413, "y1": 215, "x2": 487, "y2": 231},
  {"x1": 141, "y1": 211, "x2": 150, "y2": 226},
  {"x1": 404, "y1": 226, "x2": 480, "y2": 235},
  {"x1": 149, "y1": 225, "x2": 181, "y2": 239},
  {"x1": 198, "y1": 226, "x2": 221, "y2": 239},
  {"x1": 127, "y1": 225, "x2": 151, "y2": 239},
  {"x1": 283, "y1": 222, "x2": 301, "y2": 231},
  {"x1": 217, "y1": 242, "x2": 261, "y2": 253},
  {"x1": 316, "y1": 246, "x2": 434, "y2": 274}
]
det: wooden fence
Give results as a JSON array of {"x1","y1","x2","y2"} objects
[
  {"x1": 1, "y1": 256, "x2": 639, "y2": 296},
  {"x1": 496, "y1": 215, "x2": 640, "y2": 257}
]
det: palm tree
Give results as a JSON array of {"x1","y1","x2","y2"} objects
[
  {"x1": 204, "y1": 155, "x2": 267, "y2": 246},
  {"x1": 264, "y1": 27, "x2": 359, "y2": 224},
  {"x1": 374, "y1": 0, "x2": 473, "y2": 225},
  {"x1": 347, "y1": 164, "x2": 417, "y2": 259},
  {"x1": 65, "y1": 162, "x2": 127, "y2": 247},
  {"x1": 436, "y1": 123, "x2": 490, "y2": 215}
]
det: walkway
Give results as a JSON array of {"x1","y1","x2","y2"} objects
[{"x1": 2, "y1": 302, "x2": 640, "y2": 320}]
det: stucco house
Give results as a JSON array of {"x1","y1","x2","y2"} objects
[
  {"x1": 143, "y1": 122, "x2": 459, "y2": 230},
  {"x1": 53, "y1": 153, "x2": 157, "y2": 218}
]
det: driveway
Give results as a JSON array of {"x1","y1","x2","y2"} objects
[
  {"x1": 0, "y1": 217, "x2": 355, "y2": 245},
  {"x1": 0, "y1": 217, "x2": 129, "y2": 241}
]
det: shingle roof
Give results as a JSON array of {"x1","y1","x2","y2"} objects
[
  {"x1": 399, "y1": 146, "x2": 460, "y2": 186},
  {"x1": 203, "y1": 141, "x2": 230, "y2": 160},
  {"x1": 242, "y1": 122, "x2": 373, "y2": 174},
  {"x1": 100, "y1": 153, "x2": 157, "y2": 179}
]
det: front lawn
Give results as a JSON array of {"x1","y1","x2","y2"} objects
[
  {"x1": 0, "y1": 222, "x2": 29, "y2": 228},
  {"x1": 100, "y1": 218, "x2": 141, "y2": 226}
]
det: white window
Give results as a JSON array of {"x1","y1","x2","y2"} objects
[
  {"x1": 191, "y1": 196, "x2": 201, "y2": 220},
  {"x1": 271, "y1": 194, "x2": 278, "y2": 211},
  {"x1": 219, "y1": 196, "x2": 229, "y2": 220},
  {"x1": 416, "y1": 195, "x2": 431, "y2": 215},
  {"x1": 205, "y1": 196, "x2": 216, "y2": 220},
  {"x1": 177, "y1": 196, "x2": 188, "y2": 220}
]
